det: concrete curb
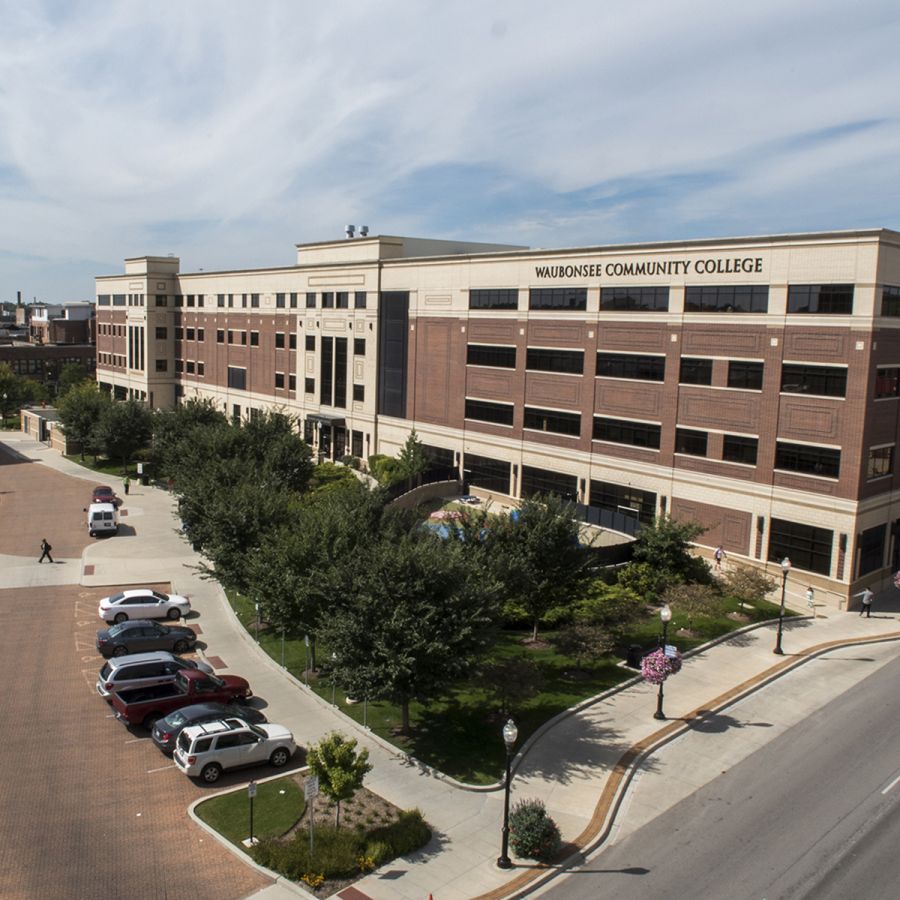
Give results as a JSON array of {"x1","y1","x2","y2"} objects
[{"x1": 470, "y1": 629, "x2": 900, "y2": 900}]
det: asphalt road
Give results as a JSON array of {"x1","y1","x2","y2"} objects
[{"x1": 544, "y1": 650, "x2": 900, "y2": 900}]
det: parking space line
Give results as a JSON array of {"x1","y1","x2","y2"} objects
[
  {"x1": 125, "y1": 737, "x2": 150, "y2": 744},
  {"x1": 147, "y1": 764, "x2": 177, "y2": 774},
  {"x1": 881, "y1": 774, "x2": 900, "y2": 795}
]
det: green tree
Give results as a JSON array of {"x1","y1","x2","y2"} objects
[
  {"x1": 306, "y1": 732, "x2": 372, "y2": 828},
  {"x1": 318, "y1": 529, "x2": 501, "y2": 733},
  {"x1": 56, "y1": 381, "x2": 112, "y2": 460},
  {"x1": 481, "y1": 656, "x2": 545, "y2": 717},
  {"x1": 718, "y1": 564, "x2": 777, "y2": 612},
  {"x1": 0, "y1": 363, "x2": 48, "y2": 420},
  {"x1": 571, "y1": 581, "x2": 645, "y2": 636},
  {"x1": 661, "y1": 583, "x2": 724, "y2": 631},
  {"x1": 57, "y1": 362, "x2": 90, "y2": 397},
  {"x1": 94, "y1": 398, "x2": 154, "y2": 473},
  {"x1": 396, "y1": 430, "x2": 428, "y2": 485},
  {"x1": 552, "y1": 623, "x2": 614, "y2": 668},
  {"x1": 488, "y1": 494, "x2": 593, "y2": 642},
  {"x1": 151, "y1": 398, "x2": 227, "y2": 474}
]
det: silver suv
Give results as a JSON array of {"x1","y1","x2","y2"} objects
[
  {"x1": 173, "y1": 718, "x2": 296, "y2": 783},
  {"x1": 96, "y1": 651, "x2": 213, "y2": 699}
]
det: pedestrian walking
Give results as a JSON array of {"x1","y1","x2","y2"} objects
[
  {"x1": 123, "y1": 475, "x2": 130, "y2": 496},
  {"x1": 714, "y1": 545, "x2": 726, "y2": 571},
  {"x1": 38, "y1": 538, "x2": 53, "y2": 564},
  {"x1": 854, "y1": 587, "x2": 875, "y2": 617}
]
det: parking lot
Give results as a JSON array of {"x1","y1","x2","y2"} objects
[{"x1": 0, "y1": 442, "x2": 276, "y2": 900}]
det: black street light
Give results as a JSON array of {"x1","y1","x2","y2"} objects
[
  {"x1": 497, "y1": 718, "x2": 518, "y2": 869},
  {"x1": 654, "y1": 604, "x2": 673, "y2": 721},
  {"x1": 773, "y1": 557, "x2": 792, "y2": 655}
]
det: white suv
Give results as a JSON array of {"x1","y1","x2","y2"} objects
[{"x1": 173, "y1": 718, "x2": 296, "y2": 783}]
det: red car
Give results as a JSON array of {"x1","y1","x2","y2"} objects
[{"x1": 92, "y1": 485, "x2": 121, "y2": 506}]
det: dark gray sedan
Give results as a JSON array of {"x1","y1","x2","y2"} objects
[
  {"x1": 96, "y1": 619, "x2": 198, "y2": 658},
  {"x1": 151, "y1": 701, "x2": 268, "y2": 753}
]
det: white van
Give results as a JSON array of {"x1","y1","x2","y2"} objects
[{"x1": 87, "y1": 502, "x2": 119, "y2": 537}]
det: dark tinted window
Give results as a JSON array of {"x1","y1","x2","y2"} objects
[
  {"x1": 529, "y1": 288, "x2": 587, "y2": 311},
  {"x1": 723, "y1": 435, "x2": 758, "y2": 465},
  {"x1": 465, "y1": 399, "x2": 514, "y2": 426},
  {"x1": 521, "y1": 466, "x2": 578, "y2": 501},
  {"x1": 727, "y1": 361, "x2": 764, "y2": 389},
  {"x1": 467, "y1": 345, "x2": 516, "y2": 368},
  {"x1": 463, "y1": 454, "x2": 510, "y2": 493},
  {"x1": 680, "y1": 358, "x2": 713, "y2": 385},
  {"x1": 881, "y1": 286, "x2": 900, "y2": 317},
  {"x1": 593, "y1": 417, "x2": 661, "y2": 449},
  {"x1": 469, "y1": 289, "x2": 518, "y2": 310},
  {"x1": 523, "y1": 407, "x2": 581, "y2": 436},
  {"x1": 875, "y1": 368, "x2": 900, "y2": 398},
  {"x1": 589, "y1": 481, "x2": 656, "y2": 524},
  {"x1": 768, "y1": 518, "x2": 833, "y2": 575},
  {"x1": 526, "y1": 348, "x2": 583, "y2": 374},
  {"x1": 684, "y1": 285, "x2": 769, "y2": 313},
  {"x1": 859, "y1": 524, "x2": 886, "y2": 576},
  {"x1": 600, "y1": 286, "x2": 669, "y2": 311},
  {"x1": 787, "y1": 284, "x2": 854, "y2": 314},
  {"x1": 775, "y1": 442, "x2": 840, "y2": 478},
  {"x1": 781, "y1": 364, "x2": 846, "y2": 397},
  {"x1": 596, "y1": 353, "x2": 665, "y2": 381},
  {"x1": 675, "y1": 428, "x2": 707, "y2": 456}
]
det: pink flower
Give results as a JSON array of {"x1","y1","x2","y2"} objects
[
  {"x1": 641, "y1": 647, "x2": 683, "y2": 685},
  {"x1": 894, "y1": 571, "x2": 900, "y2": 590}
]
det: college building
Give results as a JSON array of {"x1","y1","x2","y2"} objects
[{"x1": 95, "y1": 227, "x2": 900, "y2": 604}]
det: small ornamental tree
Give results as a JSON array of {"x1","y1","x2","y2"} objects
[
  {"x1": 718, "y1": 564, "x2": 778, "y2": 612},
  {"x1": 306, "y1": 732, "x2": 372, "y2": 828},
  {"x1": 508, "y1": 799, "x2": 561, "y2": 862}
]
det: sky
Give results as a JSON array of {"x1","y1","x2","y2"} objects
[{"x1": 1, "y1": 0, "x2": 900, "y2": 302}]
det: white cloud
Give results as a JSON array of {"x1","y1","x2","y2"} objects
[{"x1": 0, "y1": 0, "x2": 899, "y2": 298}]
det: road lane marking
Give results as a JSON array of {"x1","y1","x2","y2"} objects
[
  {"x1": 881, "y1": 774, "x2": 900, "y2": 795},
  {"x1": 125, "y1": 737, "x2": 150, "y2": 744},
  {"x1": 147, "y1": 764, "x2": 176, "y2": 773}
]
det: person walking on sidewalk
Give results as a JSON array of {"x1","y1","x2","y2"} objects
[
  {"x1": 714, "y1": 545, "x2": 726, "y2": 571},
  {"x1": 855, "y1": 587, "x2": 875, "y2": 617},
  {"x1": 123, "y1": 475, "x2": 130, "y2": 496},
  {"x1": 38, "y1": 538, "x2": 53, "y2": 564}
]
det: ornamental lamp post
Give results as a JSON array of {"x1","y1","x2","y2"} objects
[
  {"x1": 497, "y1": 718, "x2": 519, "y2": 869},
  {"x1": 654, "y1": 604, "x2": 673, "y2": 720},
  {"x1": 773, "y1": 557, "x2": 792, "y2": 655}
]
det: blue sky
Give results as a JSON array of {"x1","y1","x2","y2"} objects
[{"x1": 1, "y1": 0, "x2": 899, "y2": 301}]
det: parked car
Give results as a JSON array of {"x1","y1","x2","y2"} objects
[
  {"x1": 86, "y1": 502, "x2": 119, "y2": 537},
  {"x1": 173, "y1": 718, "x2": 296, "y2": 783},
  {"x1": 96, "y1": 651, "x2": 214, "y2": 699},
  {"x1": 110, "y1": 669, "x2": 252, "y2": 729},
  {"x1": 98, "y1": 588, "x2": 191, "y2": 623},
  {"x1": 92, "y1": 485, "x2": 121, "y2": 506},
  {"x1": 96, "y1": 620, "x2": 198, "y2": 658},
  {"x1": 151, "y1": 701, "x2": 267, "y2": 753}
]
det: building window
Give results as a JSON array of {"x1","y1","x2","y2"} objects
[
  {"x1": 289, "y1": 333, "x2": 297, "y2": 350},
  {"x1": 469, "y1": 289, "x2": 518, "y2": 310},
  {"x1": 723, "y1": 435, "x2": 758, "y2": 465},
  {"x1": 589, "y1": 480, "x2": 656, "y2": 525},
  {"x1": 881, "y1": 286, "x2": 900, "y2": 317},
  {"x1": 197, "y1": 328, "x2": 204, "y2": 342},
  {"x1": 351, "y1": 430, "x2": 364, "y2": 457},
  {"x1": 467, "y1": 345, "x2": 516, "y2": 368},
  {"x1": 290, "y1": 292, "x2": 298, "y2": 308},
  {"x1": 174, "y1": 359, "x2": 183, "y2": 373},
  {"x1": 875, "y1": 367, "x2": 900, "y2": 398},
  {"x1": 768, "y1": 518, "x2": 833, "y2": 575},
  {"x1": 465, "y1": 398, "x2": 514, "y2": 426},
  {"x1": 186, "y1": 295, "x2": 195, "y2": 308},
  {"x1": 240, "y1": 331, "x2": 247, "y2": 346},
  {"x1": 186, "y1": 361, "x2": 195, "y2": 374},
  {"x1": 593, "y1": 417, "x2": 661, "y2": 449},
  {"x1": 596, "y1": 352, "x2": 665, "y2": 381},
  {"x1": 675, "y1": 428, "x2": 708, "y2": 456},
  {"x1": 306, "y1": 335, "x2": 315, "y2": 351},
  {"x1": 250, "y1": 331, "x2": 259, "y2": 346},
  {"x1": 526, "y1": 348, "x2": 584, "y2": 374},
  {"x1": 521, "y1": 466, "x2": 578, "y2": 502},
  {"x1": 275, "y1": 333, "x2": 285, "y2": 349},
  {"x1": 155, "y1": 327, "x2": 167, "y2": 339},
  {"x1": 353, "y1": 338, "x2": 365, "y2": 355},
  {"x1": 275, "y1": 372, "x2": 285, "y2": 389},
  {"x1": 227, "y1": 330, "x2": 234, "y2": 344},
  {"x1": 289, "y1": 374, "x2": 296, "y2": 390},
  {"x1": 174, "y1": 327, "x2": 183, "y2": 340},
  {"x1": 680, "y1": 357, "x2": 713, "y2": 385},
  {"x1": 306, "y1": 292, "x2": 316, "y2": 309},
  {"x1": 859, "y1": 524, "x2": 886, "y2": 576},
  {"x1": 155, "y1": 360, "x2": 167, "y2": 372},
  {"x1": 217, "y1": 329, "x2": 224, "y2": 343},
  {"x1": 788, "y1": 284, "x2": 854, "y2": 314},
  {"x1": 217, "y1": 294, "x2": 225, "y2": 308},
  {"x1": 336, "y1": 292, "x2": 349, "y2": 309},
  {"x1": 529, "y1": 288, "x2": 587, "y2": 311},
  {"x1": 276, "y1": 293, "x2": 286, "y2": 308},
  {"x1": 463, "y1": 453, "x2": 510, "y2": 493},
  {"x1": 775, "y1": 442, "x2": 840, "y2": 478},
  {"x1": 523, "y1": 407, "x2": 581, "y2": 436},
  {"x1": 684, "y1": 285, "x2": 769, "y2": 313},
  {"x1": 186, "y1": 328, "x2": 195, "y2": 340},
  {"x1": 197, "y1": 362, "x2": 204, "y2": 376},
  {"x1": 97, "y1": 294, "x2": 111, "y2": 306},
  {"x1": 727, "y1": 360, "x2": 764, "y2": 390},
  {"x1": 781, "y1": 364, "x2": 847, "y2": 398},
  {"x1": 867, "y1": 445, "x2": 894, "y2": 479},
  {"x1": 353, "y1": 384, "x2": 365, "y2": 402},
  {"x1": 305, "y1": 378, "x2": 315, "y2": 393},
  {"x1": 154, "y1": 295, "x2": 167, "y2": 307},
  {"x1": 355, "y1": 291, "x2": 367, "y2": 309},
  {"x1": 173, "y1": 295, "x2": 183, "y2": 308},
  {"x1": 600, "y1": 286, "x2": 669, "y2": 311},
  {"x1": 113, "y1": 294, "x2": 127, "y2": 306},
  {"x1": 322, "y1": 292, "x2": 334, "y2": 308},
  {"x1": 227, "y1": 366, "x2": 247, "y2": 390},
  {"x1": 250, "y1": 293, "x2": 260, "y2": 308}
]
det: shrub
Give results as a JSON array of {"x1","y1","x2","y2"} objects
[
  {"x1": 508, "y1": 799, "x2": 561, "y2": 862},
  {"x1": 364, "y1": 839, "x2": 392, "y2": 866},
  {"x1": 369, "y1": 809, "x2": 431, "y2": 857}
]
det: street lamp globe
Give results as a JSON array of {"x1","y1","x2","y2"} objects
[
  {"x1": 781, "y1": 557, "x2": 792, "y2": 575},
  {"x1": 502, "y1": 718, "x2": 518, "y2": 751},
  {"x1": 660, "y1": 604, "x2": 672, "y2": 625}
]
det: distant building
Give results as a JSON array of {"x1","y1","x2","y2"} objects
[{"x1": 94, "y1": 228, "x2": 900, "y2": 604}]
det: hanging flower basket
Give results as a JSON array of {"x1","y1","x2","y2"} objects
[
  {"x1": 641, "y1": 647, "x2": 683, "y2": 685},
  {"x1": 894, "y1": 571, "x2": 900, "y2": 590}
]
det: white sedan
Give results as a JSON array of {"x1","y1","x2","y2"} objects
[{"x1": 98, "y1": 589, "x2": 192, "y2": 624}]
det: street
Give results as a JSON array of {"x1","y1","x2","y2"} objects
[{"x1": 543, "y1": 645, "x2": 900, "y2": 899}]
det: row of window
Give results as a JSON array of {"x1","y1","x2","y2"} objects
[
  {"x1": 220, "y1": 368, "x2": 365, "y2": 401},
  {"x1": 98, "y1": 323, "x2": 127, "y2": 337}
]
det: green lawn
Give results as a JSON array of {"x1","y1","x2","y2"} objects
[{"x1": 195, "y1": 776, "x2": 305, "y2": 845}]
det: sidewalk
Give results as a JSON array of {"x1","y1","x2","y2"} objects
[{"x1": 2, "y1": 430, "x2": 898, "y2": 900}]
